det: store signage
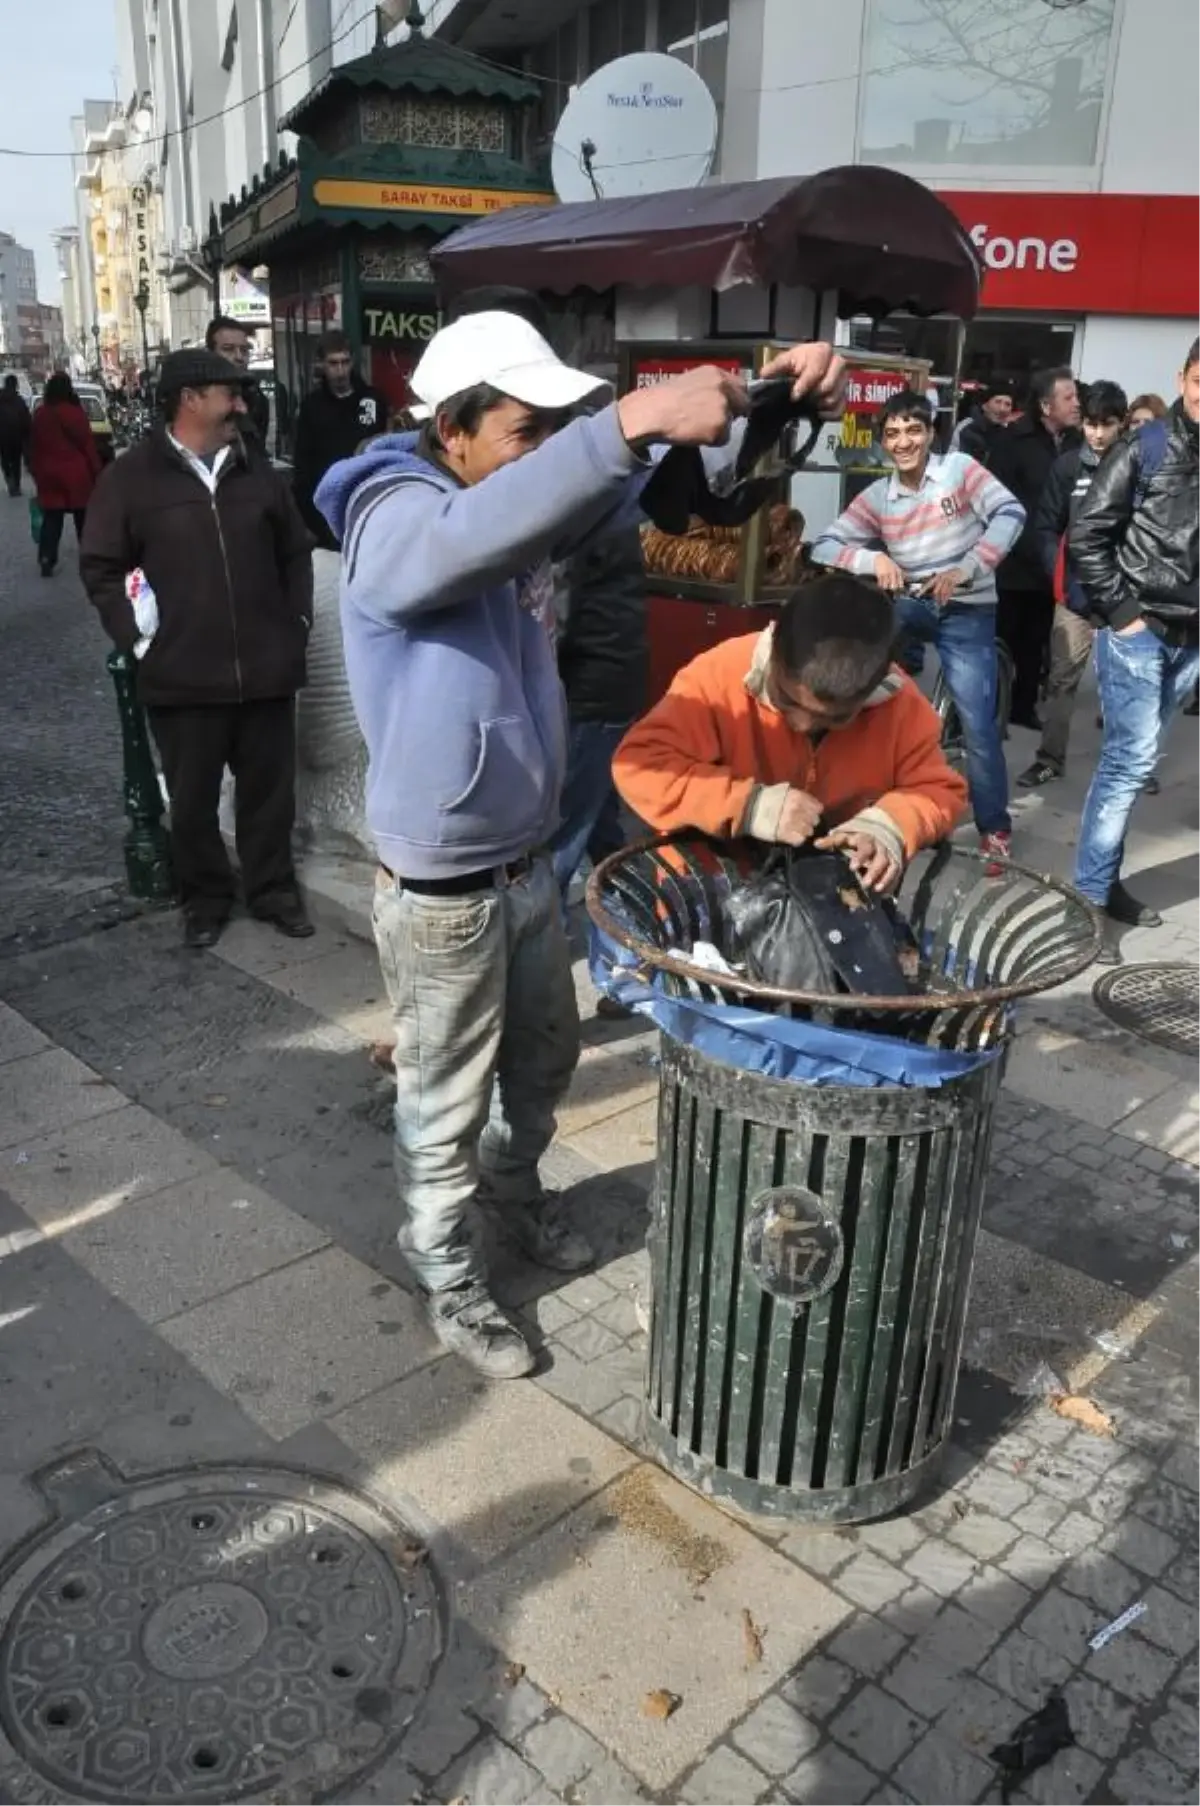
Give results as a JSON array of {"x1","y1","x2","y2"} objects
[
  {"x1": 313, "y1": 179, "x2": 554, "y2": 217},
  {"x1": 943, "y1": 192, "x2": 1198, "y2": 317},
  {"x1": 362, "y1": 307, "x2": 439, "y2": 343},
  {"x1": 131, "y1": 185, "x2": 151, "y2": 292},
  {"x1": 809, "y1": 363, "x2": 923, "y2": 472},
  {"x1": 632, "y1": 354, "x2": 744, "y2": 388}
]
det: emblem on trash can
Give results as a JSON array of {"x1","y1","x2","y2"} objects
[{"x1": 744, "y1": 1185, "x2": 844, "y2": 1308}]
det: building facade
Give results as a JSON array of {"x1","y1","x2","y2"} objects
[
  {"x1": 427, "y1": 0, "x2": 1197, "y2": 402},
  {"x1": 0, "y1": 234, "x2": 39, "y2": 363},
  {"x1": 115, "y1": 0, "x2": 395, "y2": 346}
]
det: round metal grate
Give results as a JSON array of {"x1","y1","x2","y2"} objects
[
  {"x1": 1093, "y1": 962, "x2": 1200, "y2": 1058},
  {"x1": 0, "y1": 1461, "x2": 441, "y2": 1804}
]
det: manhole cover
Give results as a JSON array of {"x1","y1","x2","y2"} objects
[
  {"x1": 0, "y1": 1454, "x2": 441, "y2": 1804},
  {"x1": 1093, "y1": 962, "x2": 1199, "y2": 1057}
]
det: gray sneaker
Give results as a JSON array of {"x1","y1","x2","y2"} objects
[
  {"x1": 425, "y1": 1282, "x2": 535, "y2": 1379},
  {"x1": 503, "y1": 1193, "x2": 594, "y2": 1274}
]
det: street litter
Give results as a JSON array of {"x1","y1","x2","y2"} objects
[
  {"x1": 1167, "y1": 1232, "x2": 1192, "y2": 1252},
  {"x1": 688, "y1": 940, "x2": 741, "y2": 977},
  {"x1": 1013, "y1": 1361, "x2": 1066, "y2": 1399},
  {"x1": 1050, "y1": 1393, "x2": 1115, "y2": 1437},
  {"x1": 990, "y1": 1691, "x2": 1074, "y2": 1804},
  {"x1": 642, "y1": 1689, "x2": 682, "y2": 1720},
  {"x1": 741, "y1": 1608, "x2": 765, "y2": 1667},
  {"x1": 1089, "y1": 1600, "x2": 1147, "y2": 1651}
]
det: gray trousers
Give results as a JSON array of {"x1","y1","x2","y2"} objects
[
  {"x1": 1037, "y1": 607, "x2": 1095, "y2": 770},
  {"x1": 372, "y1": 856, "x2": 580, "y2": 1293}
]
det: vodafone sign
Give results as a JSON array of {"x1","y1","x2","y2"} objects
[{"x1": 942, "y1": 191, "x2": 1198, "y2": 317}]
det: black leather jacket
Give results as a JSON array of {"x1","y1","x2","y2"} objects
[
  {"x1": 556, "y1": 525, "x2": 647, "y2": 723},
  {"x1": 1070, "y1": 402, "x2": 1198, "y2": 639}
]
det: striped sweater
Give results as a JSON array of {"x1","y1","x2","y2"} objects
[{"x1": 810, "y1": 451, "x2": 1026, "y2": 606}]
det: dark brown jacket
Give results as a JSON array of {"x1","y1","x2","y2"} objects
[{"x1": 81, "y1": 429, "x2": 313, "y2": 706}]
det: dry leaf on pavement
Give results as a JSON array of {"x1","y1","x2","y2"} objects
[
  {"x1": 742, "y1": 1607, "x2": 765, "y2": 1667},
  {"x1": 641, "y1": 1689, "x2": 682, "y2": 1720},
  {"x1": 502, "y1": 1662, "x2": 526, "y2": 1687},
  {"x1": 1050, "y1": 1393, "x2": 1115, "y2": 1437}
]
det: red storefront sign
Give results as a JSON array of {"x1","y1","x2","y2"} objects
[
  {"x1": 632, "y1": 354, "x2": 745, "y2": 387},
  {"x1": 942, "y1": 191, "x2": 1198, "y2": 317}
]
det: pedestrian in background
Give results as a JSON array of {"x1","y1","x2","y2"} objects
[
  {"x1": 989, "y1": 366, "x2": 1082, "y2": 729},
  {"x1": 205, "y1": 315, "x2": 271, "y2": 445},
  {"x1": 292, "y1": 330, "x2": 387, "y2": 547},
  {"x1": 29, "y1": 372, "x2": 101, "y2": 577},
  {"x1": 1127, "y1": 392, "x2": 1168, "y2": 430},
  {"x1": 1070, "y1": 337, "x2": 1199, "y2": 951},
  {"x1": 0, "y1": 372, "x2": 31, "y2": 497},
  {"x1": 1019, "y1": 379, "x2": 1128, "y2": 790},
  {"x1": 81, "y1": 348, "x2": 314, "y2": 950},
  {"x1": 951, "y1": 380, "x2": 1015, "y2": 464}
]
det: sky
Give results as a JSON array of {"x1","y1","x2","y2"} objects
[{"x1": 0, "y1": 0, "x2": 120, "y2": 299}]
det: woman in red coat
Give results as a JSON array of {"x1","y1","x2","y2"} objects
[{"x1": 29, "y1": 373, "x2": 102, "y2": 576}]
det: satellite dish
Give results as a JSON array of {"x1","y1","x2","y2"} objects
[{"x1": 552, "y1": 53, "x2": 717, "y2": 204}]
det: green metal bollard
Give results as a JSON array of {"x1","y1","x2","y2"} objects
[{"x1": 106, "y1": 649, "x2": 175, "y2": 902}]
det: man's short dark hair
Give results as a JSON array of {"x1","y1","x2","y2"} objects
[
  {"x1": 877, "y1": 389, "x2": 934, "y2": 436},
  {"x1": 1186, "y1": 337, "x2": 1199, "y2": 373},
  {"x1": 773, "y1": 575, "x2": 895, "y2": 703},
  {"x1": 205, "y1": 315, "x2": 249, "y2": 349},
  {"x1": 1082, "y1": 380, "x2": 1127, "y2": 424},
  {"x1": 435, "y1": 383, "x2": 509, "y2": 437},
  {"x1": 1029, "y1": 365, "x2": 1075, "y2": 415},
  {"x1": 446, "y1": 286, "x2": 551, "y2": 338},
  {"x1": 318, "y1": 330, "x2": 351, "y2": 359},
  {"x1": 2, "y1": 373, "x2": 16, "y2": 390}
]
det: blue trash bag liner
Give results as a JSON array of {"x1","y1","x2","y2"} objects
[{"x1": 589, "y1": 923, "x2": 1002, "y2": 1090}]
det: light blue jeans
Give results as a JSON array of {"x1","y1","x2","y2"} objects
[
  {"x1": 1074, "y1": 625, "x2": 1200, "y2": 904},
  {"x1": 372, "y1": 857, "x2": 581, "y2": 1292},
  {"x1": 893, "y1": 596, "x2": 1011, "y2": 835}
]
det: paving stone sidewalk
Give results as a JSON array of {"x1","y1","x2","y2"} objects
[{"x1": 0, "y1": 497, "x2": 1196, "y2": 1803}]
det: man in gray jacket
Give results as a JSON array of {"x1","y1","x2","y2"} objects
[{"x1": 318, "y1": 312, "x2": 845, "y2": 1377}]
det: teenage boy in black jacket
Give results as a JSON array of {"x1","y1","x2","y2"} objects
[{"x1": 292, "y1": 330, "x2": 388, "y2": 547}]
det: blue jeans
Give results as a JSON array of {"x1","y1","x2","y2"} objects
[
  {"x1": 548, "y1": 718, "x2": 630, "y2": 906},
  {"x1": 372, "y1": 857, "x2": 580, "y2": 1292},
  {"x1": 1074, "y1": 626, "x2": 1200, "y2": 904},
  {"x1": 894, "y1": 596, "x2": 1011, "y2": 835}
]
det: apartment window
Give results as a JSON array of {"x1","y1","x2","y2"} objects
[
  {"x1": 531, "y1": 18, "x2": 583, "y2": 146},
  {"x1": 585, "y1": 0, "x2": 648, "y2": 76},
  {"x1": 860, "y1": 0, "x2": 1118, "y2": 169},
  {"x1": 657, "y1": 0, "x2": 728, "y2": 162}
]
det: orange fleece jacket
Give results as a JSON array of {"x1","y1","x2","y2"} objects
[{"x1": 613, "y1": 631, "x2": 967, "y2": 857}]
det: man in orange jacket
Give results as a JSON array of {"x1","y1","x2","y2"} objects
[{"x1": 613, "y1": 573, "x2": 967, "y2": 891}]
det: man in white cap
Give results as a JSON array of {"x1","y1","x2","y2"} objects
[{"x1": 316, "y1": 310, "x2": 845, "y2": 1378}]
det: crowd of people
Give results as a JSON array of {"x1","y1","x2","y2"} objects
[{"x1": 6, "y1": 300, "x2": 1193, "y2": 1375}]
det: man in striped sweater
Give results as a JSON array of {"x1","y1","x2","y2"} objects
[{"x1": 810, "y1": 389, "x2": 1025, "y2": 861}]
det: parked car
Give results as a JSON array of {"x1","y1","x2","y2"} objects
[{"x1": 72, "y1": 383, "x2": 115, "y2": 464}]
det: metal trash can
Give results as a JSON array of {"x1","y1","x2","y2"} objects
[{"x1": 588, "y1": 836, "x2": 1100, "y2": 1524}]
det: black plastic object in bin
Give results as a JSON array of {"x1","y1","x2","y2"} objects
[{"x1": 586, "y1": 836, "x2": 1101, "y2": 1523}]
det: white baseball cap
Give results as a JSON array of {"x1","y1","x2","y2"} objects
[{"x1": 409, "y1": 311, "x2": 610, "y2": 420}]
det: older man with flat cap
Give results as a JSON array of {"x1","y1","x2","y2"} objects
[{"x1": 82, "y1": 347, "x2": 315, "y2": 948}]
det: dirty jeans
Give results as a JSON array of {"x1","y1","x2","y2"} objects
[
  {"x1": 1073, "y1": 625, "x2": 1200, "y2": 905},
  {"x1": 371, "y1": 856, "x2": 581, "y2": 1293},
  {"x1": 894, "y1": 595, "x2": 1011, "y2": 834},
  {"x1": 1036, "y1": 608, "x2": 1095, "y2": 771}
]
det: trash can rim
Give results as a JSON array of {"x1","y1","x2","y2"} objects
[{"x1": 585, "y1": 832, "x2": 1103, "y2": 1014}]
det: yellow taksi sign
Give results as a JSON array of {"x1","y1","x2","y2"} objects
[{"x1": 312, "y1": 179, "x2": 554, "y2": 216}]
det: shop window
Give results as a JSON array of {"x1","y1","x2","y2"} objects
[{"x1": 860, "y1": 0, "x2": 1118, "y2": 170}]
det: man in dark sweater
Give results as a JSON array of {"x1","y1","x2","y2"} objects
[
  {"x1": 292, "y1": 330, "x2": 388, "y2": 547},
  {"x1": 0, "y1": 373, "x2": 31, "y2": 495},
  {"x1": 989, "y1": 366, "x2": 1082, "y2": 728},
  {"x1": 206, "y1": 316, "x2": 271, "y2": 446}
]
